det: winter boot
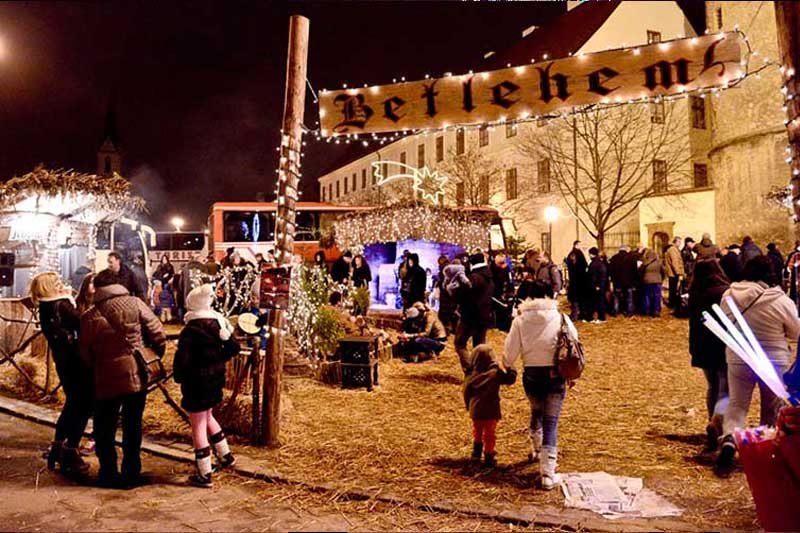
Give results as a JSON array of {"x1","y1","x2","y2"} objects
[
  {"x1": 471, "y1": 442, "x2": 483, "y2": 461},
  {"x1": 189, "y1": 447, "x2": 213, "y2": 488},
  {"x1": 210, "y1": 431, "x2": 236, "y2": 470},
  {"x1": 714, "y1": 435, "x2": 736, "y2": 478},
  {"x1": 528, "y1": 428, "x2": 543, "y2": 463},
  {"x1": 540, "y1": 446, "x2": 561, "y2": 491},
  {"x1": 46, "y1": 440, "x2": 64, "y2": 471},
  {"x1": 60, "y1": 446, "x2": 90, "y2": 475},
  {"x1": 484, "y1": 451, "x2": 497, "y2": 468}
]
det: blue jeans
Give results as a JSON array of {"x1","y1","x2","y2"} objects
[
  {"x1": 412, "y1": 336, "x2": 446, "y2": 354},
  {"x1": 523, "y1": 367, "x2": 566, "y2": 448},
  {"x1": 642, "y1": 283, "x2": 662, "y2": 317}
]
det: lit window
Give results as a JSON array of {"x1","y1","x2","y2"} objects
[
  {"x1": 650, "y1": 101, "x2": 665, "y2": 124},
  {"x1": 647, "y1": 30, "x2": 661, "y2": 44}
]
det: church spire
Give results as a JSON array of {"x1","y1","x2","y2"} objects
[{"x1": 97, "y1": 94, "x2": 122, "y2": 176}]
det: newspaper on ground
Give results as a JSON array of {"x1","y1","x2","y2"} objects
[{"x1": 561, "y1": 472, "x2": 682, "y2": 519}]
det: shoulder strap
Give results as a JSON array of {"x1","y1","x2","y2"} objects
[{"x1": 739, "y1": 290, "x2": 766, "y2": 315}]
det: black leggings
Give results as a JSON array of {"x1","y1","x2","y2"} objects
[{"x1": 53, "y1": 358, "x2": 93, "y2": 448}]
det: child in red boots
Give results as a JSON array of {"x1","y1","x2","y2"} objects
[{"x1": 463, "y1": 344, "x2": 517, "y2": 467}]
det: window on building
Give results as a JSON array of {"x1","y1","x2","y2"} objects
[
  {"x1": 456, "y1": 182, "x2": 465, "y2": 206},
  {"x1": 336, "y1": 181, "x2": 340, "y2": 198},
  {"x1": 650, "y1": 101, "x2": 665, "y2": 124},
  {"x1": 352, "y1": 172, "x2": 357, "y2": 191},
  {"x1": 653, "y1": 159, "x2": 667, "y2": 192},
  {"x1": 329, "y1": 183, "x2": 333, "y2": 200},
  {"x1": 537, "y1": 159, "x2": 551, "y2": 193},
  {"x1": 693, "y1": 163, "x2": 709, "y2": 188},
  {"x1": 372, "y1": 163, "x2": 378, "y2": 185},
  {"x1": 506, "y1": 122, "x2": 518, "y2": 138},
  {"x1": 541, "y1": 233, "x2": 551, "y2": 256},
  {"x1": 647, "y1": 30, "x2": 661, "y2": 44},
  {"x1": 456, "y1": 129, "x2": 465, "y2": 155},
  {"x1": 361, "y1": 168, "x2": 367, "y2": 189},
  {"x1": 436, "y1": 136, "x2": 444, "y2": 161},
  {"x1": 479, "y1": 175, "x2": 490, "y2": 204},
  {"x1": 400, "y1": 151, "x2": 406, "y2": 165},
  {"x1": 321, "y1": 185, "x2": 325, "y2": 202},
  {"x1": 716, "y1": 7, "x2": 723, "y2": 30},
  {"x1": 344, "y1": 176, "x2": 348, "y2": 194},
  {"x1": 417, "y1": 144, "x2": 425, "y2": 168},
  {"x1": 479, "y1": 125, "x2": 489, "y2": 147},
  {"x1": 690, "y1": 95, "x2": 706, "y2": 129},
  {"x1": 104, "y1": 156, "x2": 112, "y2": 174},
  {"x1": 505, "y1": 168, "x2": 518, "y2": 200}
]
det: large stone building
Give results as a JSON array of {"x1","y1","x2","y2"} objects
[{"x1": 315, "y1": 1, "x2": 793, "y2": 263}]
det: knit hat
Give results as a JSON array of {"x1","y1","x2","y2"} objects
[
  {"x1": 185, "y1": 284, "x2": 234, "y2": 341},
  {"x1": 186, "y1": 284, "x2": 215, "y2": 312},
  {"x1": 405, "y1": 307, "x2": 420, "y2": 319},
  {"x1": 469, "y1": 253, "x2": 486, "y2": 266}
]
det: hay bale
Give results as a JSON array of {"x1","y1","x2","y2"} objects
[{"x1": 213, "y1": 387, "x2": 294, "y2": 437}]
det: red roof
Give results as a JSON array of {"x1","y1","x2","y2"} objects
[{"x1": 484, "y1": 1, "x2": 622, "y2": 70}]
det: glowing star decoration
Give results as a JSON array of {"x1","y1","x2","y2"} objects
[{"x1": 372, "y1": 161, "x2": 448, "y2": 204}]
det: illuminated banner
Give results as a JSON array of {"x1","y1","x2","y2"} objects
[{"x1": 319, "y1": 32, "x2": 744, "y2": 136}]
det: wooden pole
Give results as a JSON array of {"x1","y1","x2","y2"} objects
[
  {"x1": 255, "y1": 15, "x2": 309, "y2": 447},
  {"x1": 775, "y1": 2, "x2": 800, "y2": 224}
]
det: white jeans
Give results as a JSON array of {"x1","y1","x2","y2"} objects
[{"x1": 722, "y1": 361, "x2": 789, "y2": 437}]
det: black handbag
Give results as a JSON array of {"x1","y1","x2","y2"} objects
[{"x1": 133, "y1": 347, "x2": 167, "y2": 386}]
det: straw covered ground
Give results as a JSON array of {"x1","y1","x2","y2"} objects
[{"x1": 1, "y1": 308, "x2": 765, "y2": 531}]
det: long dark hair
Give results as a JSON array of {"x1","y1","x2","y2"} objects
[
  {"x1": 689, "y1": 259, "x2": 729, "y2": 297},
  {"x1": 75, "y1": 273, "x2": 96, "y2": 314},
  {"x1": 160, "y1": 254, "x2": 171, "y2": 265}
]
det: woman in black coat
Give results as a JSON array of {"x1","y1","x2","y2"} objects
[
  {"x1": 688, "y1": 259, "x2": 730, "y2": 450},
  {"x1": 29, "y1": 272, "x2": 92, "y2": 475},
  {"x1": 154, "y1": 254, "x2": 175, "y2": 287},
  {"x1": 401, "y1": 253, "x2": 427, "y2": 309},
  {"x1": 351, "y1": 254, "x2": 372, "y2": 288},
  {"x1": 175, "y1": 284, "x2": 240, "y2": 488}
]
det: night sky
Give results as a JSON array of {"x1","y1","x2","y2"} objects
[{"x1": 0, "y1": 1, "x2": 565, "y2": 230}]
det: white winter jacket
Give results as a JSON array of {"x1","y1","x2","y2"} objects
[
  {"x1": 503, "y1": 298, "x2": 578, "y2": 368},
  {"x1": 722, "y1": 281, "x2": 800, "y2": 366}
]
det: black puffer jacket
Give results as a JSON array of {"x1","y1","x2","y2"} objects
[
  {"x1": 174, "y1": 318, "x2": 239, "y2": 412},
  {"x1": 688, "y1": 283, "x2": 729, "y2": 370}
]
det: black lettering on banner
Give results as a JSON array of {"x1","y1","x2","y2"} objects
[
  {"x1": 587, "y1": 67, "x2": 620, "y2": 96},
  {"x1": 421, "y1": 79, "x2": 439, "y2": 118},
  {"x1": 383, "y1": 96, "x2": 406, "y2": 123},
  {"x1": 536, "y1": 62, "x2": 570, "y2": 103},
  {"x1": 462, "y1": 76, "x2": 476, "y2": 112},
  {"x1": 333, "y1": 94, "x2": 374, "y2": 133},
  {"x1": 643, "y1": 59, "x2": 691, "y2": 90},
  {"x1": 491, "y1": 80, "x2": 521, "y2": 109},
  {"x1": 701, "y1": 37, "x2": 728, "y2": 76}
]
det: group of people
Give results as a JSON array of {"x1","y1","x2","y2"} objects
[
  {"x1": 30, "y1": 253, "x2": 240, "y2": 489},
  {"x1": 684, "y1": 234, "x2": 800, "y2": 476}
]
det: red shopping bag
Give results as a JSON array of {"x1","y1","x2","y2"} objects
[{"x1": 735, "y1": 432, "x2": 800, "y2": 532}]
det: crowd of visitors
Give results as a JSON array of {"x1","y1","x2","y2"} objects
[{"x1": 25, "y1": 231, "x2": 800, "y2": 493}]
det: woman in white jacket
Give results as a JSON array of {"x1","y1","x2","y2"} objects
[
  {"x1": 504, "y1": 280, "x2": 578, "y2": 490},
  {"x1": 715, "y1": 256, "x2": 800, "y2": 477}
]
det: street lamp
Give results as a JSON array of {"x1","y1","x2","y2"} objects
[
  {"x1": 171, "y1": 216, "x2": 184, "y2": 233},
  {"x1": 543, "y1": 206, "x2": 559, "y2": 257}
]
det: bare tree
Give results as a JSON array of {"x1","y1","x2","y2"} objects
[
  {"x1": 440, "y1": 147, "x2": 503, "y2": 207},
  {"x1": 515, "y1": 102, "x2": 692, "y2": 249}
]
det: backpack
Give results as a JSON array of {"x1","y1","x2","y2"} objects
[{"x1": 554, "y1": 314, "x2": 585, "y2": 380}]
